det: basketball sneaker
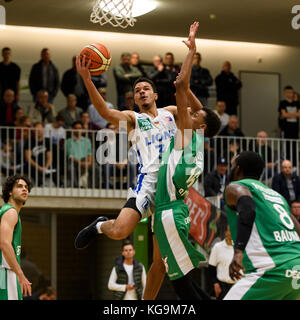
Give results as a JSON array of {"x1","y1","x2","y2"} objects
[{"x1": 74, "y1": 216, "x2": 108, "y2": 249}]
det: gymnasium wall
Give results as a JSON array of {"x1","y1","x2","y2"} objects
[{"x1": 1, "y1": 25, "x2": 300, "y2": 130}]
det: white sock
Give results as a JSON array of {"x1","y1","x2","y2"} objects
[{"x1": 96, "y1": 221, "x2": 104, "y2": 234}]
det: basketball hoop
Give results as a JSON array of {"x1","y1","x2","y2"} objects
[{"x1": 90, "y1": 0, "x2": 136, "y2": 29}]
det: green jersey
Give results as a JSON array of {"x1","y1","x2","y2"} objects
[
  {"x1": 154, "y1": 130, "x2": 204, "y2": 206},
  {"x1": 0, "y1": 204, "x2": 22, "y2": 269},
  {"x1": 226, "y1": 179, "x2": 300, "y2": 274}
]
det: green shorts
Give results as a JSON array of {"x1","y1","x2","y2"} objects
[
  {"x1": 0, "y1": 268, "x2": 22, "y2": 300},
  {"x1": 224, "y1": 258, "x2": 300, "y2": 300},
  {"x1": 154, "y1": 200, "x2": 205, "y2": 281}
]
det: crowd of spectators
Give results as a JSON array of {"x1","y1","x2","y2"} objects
[{"x1": 1, "y1": 45, "x2": 300, "y2": 204}]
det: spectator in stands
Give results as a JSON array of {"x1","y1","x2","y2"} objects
[
  {"x1": 146, "y1": 55, "x2": 173, "y2": 108},
  {"x1": 214, "y1": 101, "x2": 229, "y2": 131},
  {"x1": 108, "y1": 240, "x2": 146, "y2": 300},
  {"x1": 228, "y1": 139, "x2": 241, "y2": 163},
  {"x1": 44, "y1": 114, "x2": 66, "y2": 145},
  {"x1": 113, "y1": 52, "x2": 142, "y2": 107},
  {"x1": 249, "y1": 130, "x2": 278, "y2": 180},
  {"x1": 15, "y1": 115, "x2": 32, "y2": 143},
  {"x1": 0, "y1": 139, "x2": 18, "y2": 176},
  {"x1": 203, "y1": 137, "x2": 214, "y2": 175},
  {"x1": 24, "y1": 122, "x2": 53, "y2": 187},
  {"x1": 291, "y1": 200, "x2": 300, "y2": 222},
  {"x1": 66, "y1": 121, "x2": 93, "y2": 188},
  {"x1": 164, "y1": 52, "x2": 179, "y2": 105},
  {"x1": 13, "y1": 108, "x2": 25, "y2": 126},
  {"x1": 190, "y1": 52, "x2": 213, "y2": 106},
  {"x1": 215, "y1": 61, "x2": 242, "y2": 115},
  {"x1": 44, "y1": 114, "x2": 66, "y2": 187},
  {"x1": 119, "y1": 91, "x2": 139, "y2": 112},
  {"x1": 130, "y1": 52, "x2": 146, "y2": 77},
  {"x1": 278, "y1": 85, "x2": 300, "y2": 164},
  {"x1": 0, "y1": 47, "x2": 21, "y2": 101},
  {"x1": 272, "y1": 159, "x2": 300, "y2": 205},
  {"x1": 27, "y1": 89, "x2": 56, "y2": 125},
  {"x1": 80, "y1": 111, "x2": 101, "y2": 131},
  {"x1": 204, "y1": 156, "x2": 228, "y2": 198},
  {"x1": 91, "y1": 73, "x2": 107, "y2": 92},
  {"x1": 58, "y1": 94, "x2": 82, "y2": 129},
  {"x1": 208, "y1": 225, "x2": 236, "y2": 300},
  {"x1": 218, "y1": 115, "x2": 244, "y2": 137},
  {"x1": 216, "y1": 116, "x2": 244, "y2": 159},
  {"x1": 102, "y1": 123, "x2": 135, "y2": 189},
  {"x1": 29, "y1": 48, "x2": 59, "y2": 103},
  {"x1": 88, "y1": 88, "x2": 114, "y2": 129},
  {"x1": 61, "y1": 56, "x2": 90, "y2": 111},
  {"x1": 0, "y1": 89, "x2": 21, "y2": 126}
]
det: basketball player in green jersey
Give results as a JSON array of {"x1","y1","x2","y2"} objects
[
  {"x1": 224, "y1": 151, "x2": 300, "y2": 300},
  {"x1": 153, "y1": 22, "x2": 219, "y2": 300},
  {"x1": 0, "y1": 175, "x2": 32, "y2": 300}
]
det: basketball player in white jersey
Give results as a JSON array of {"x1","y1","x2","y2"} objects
[
  {"x1": 74, "y1": 59, "x2": 218, "y2": 240},
  {"x1": 74, "y1": 22, "x2": 221, "y2": 299}
]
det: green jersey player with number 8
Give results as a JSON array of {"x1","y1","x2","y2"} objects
[{"x1": 224, "y1": 151, "x2": 300, "y2": 300}]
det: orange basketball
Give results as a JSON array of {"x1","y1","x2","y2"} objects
[{"x1": 80, "y1": 43, "x2": 111, "y2": 75}]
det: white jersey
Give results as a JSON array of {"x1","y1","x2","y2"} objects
[{"x1": 130, "y1": 109, "x2": 177, "y2": 174}]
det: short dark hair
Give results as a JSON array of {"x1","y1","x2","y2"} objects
[
  {"x1": 122, "y1": 240, "x2": 133, "y2": 250},
  {"x1": 72, "y1": 121, "x2": 83, "y2": 128},
  {"x1": 284, "y1": 85, "x2": 293, "y2": 91},
  {"x1": 165, "y1": 52, "x2": 174, "y2": 57},
  {"x1": 2, "y1": 175, "x2": 32, "y2": 204},
  {"x1": 133, "y1": 77, "x2": 157, "y2": 93},
  {"x1": 235, "y1": 151, "x2": 265, "y2": 179},
  {"x1": 291, "y1": 200, "x2": 300, "y2": 206},
  {"x1": 55, "y1": 114, "x2": 65, "y2": 122},
  {"x1": 202, "y1": 107, "x2": 221, "y2": 138},
  {"x1": 2, "y1": 47, "x2": 11, "y2": 54}
]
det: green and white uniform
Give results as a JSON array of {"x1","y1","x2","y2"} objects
[
  {"x1": 154, "y1": 130, "x2": 206, "y2": 280},
  {"x1": 0, "y1": 204, "x2": 22, "y2": 300},
  {"x1": 224, "y1": 179, "x2": 300, "y2": 300}
]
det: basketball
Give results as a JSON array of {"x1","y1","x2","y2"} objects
[{"x1": 80, "y1": 43, "x2": 111, "y2": 75}]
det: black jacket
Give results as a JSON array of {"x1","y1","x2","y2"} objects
[
  {"x1": 215, "y1": 71, "x2": 242, "y2": 115},
  {"x1": 29, "y1": 60, "x2": 59, "y2": 99},
  {"x1": 272, "y1": 172, "x2": 300, "y2": 205},
  {"x1": 204, "y1": 170, "x2": 228, "y2": 197},
  {"x1": 190, "y1": 66, "x2": 213, "y2": 98}
]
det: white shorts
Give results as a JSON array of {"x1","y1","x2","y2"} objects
[{"x1": 127, "y1": 171, "x2": 157, "y2": 219}]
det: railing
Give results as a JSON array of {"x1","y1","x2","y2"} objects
[{"x1": 0, "y1": 126, "x2": 298, "y2": 197}]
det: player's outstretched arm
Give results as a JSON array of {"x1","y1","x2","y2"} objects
[
  {"x1": 76, "y1": 55, "x2": 135, "y2": 132},
  {"x1": 173, "y1": 22, "x2": 199, "y2": 149}
]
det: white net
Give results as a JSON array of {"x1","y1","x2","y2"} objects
[{"x1": 90, "y1": 0, "x2": 136, "y2": 29}]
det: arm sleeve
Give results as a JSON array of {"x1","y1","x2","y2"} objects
[
  {"x1": 107, "y1": 267, "x2": 126, "y2": 292},
  {"x1": 234, "y1": 195, "x2": 256, "y2": 251},
  {"x1": 208, "y1": 265, "x2": 218, "y2": 284}
]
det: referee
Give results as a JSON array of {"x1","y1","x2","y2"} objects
[{"x1": 208, "y1": 225, "x2": 236, "y2": 300}]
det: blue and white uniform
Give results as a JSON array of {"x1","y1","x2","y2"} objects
[{"x1": 128, "y1": 109, "x2": 177, "y2": 218}]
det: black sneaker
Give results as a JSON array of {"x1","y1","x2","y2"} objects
[{"x1": 74, "y1": 216, "x2": 108, "y2": 249}]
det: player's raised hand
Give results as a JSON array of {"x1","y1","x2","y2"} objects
[
  {"x1": 76, "y1": 55, "x2": 92, "y2": 81},
  {"x1": 182, "y1": 21, "x2": 199, "y2": 50}
]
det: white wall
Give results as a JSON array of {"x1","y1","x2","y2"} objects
[{"x1": 1, "y1": 25, "x2": 300, "y2": 136}]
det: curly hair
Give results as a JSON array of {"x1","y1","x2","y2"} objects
[{"x1": 2, "y1": 175, "x2": 32, "y2": 204}]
